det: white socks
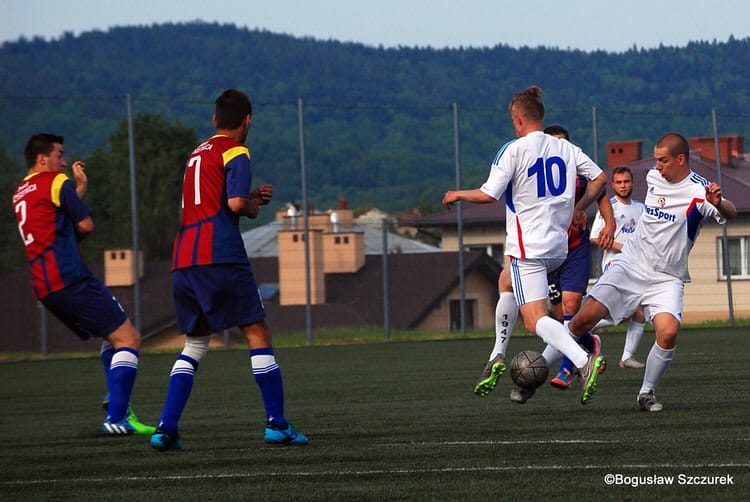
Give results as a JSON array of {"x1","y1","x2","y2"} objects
[
  {"x1": 639, "y1": 342, "x2": 675, "y2": 395},
  {"x1": 535, "y1": 316, "x2": 588, "y2": 368},
  {"x1": 621, "y1": 320, "x2": 645, "y2": 361},
  {"x1": 489, "y1": 292, "x2": 518, "y2": 360}
]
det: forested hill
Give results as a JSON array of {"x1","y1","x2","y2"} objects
[{"x1": 2, "y1": 22, "x2": 749, "y2": 214}]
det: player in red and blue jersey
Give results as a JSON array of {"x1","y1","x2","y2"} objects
[
  {"x1": 150, "y1": 89, "x2": 308, "y2": 451},
  {"x1": 13, "y1": 133, "x2": 154, "y2": 435}
]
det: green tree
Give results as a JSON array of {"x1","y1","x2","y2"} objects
[
  {"x1": 0, "y1": 142, "x2": 27, "y2": 271},
  {"x1": 82, "y1": 114, "x2": 198, "y2": 264}
]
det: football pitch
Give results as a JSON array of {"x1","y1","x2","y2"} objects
[{"x1": 1, "y1": 327, "x2": 748, "y2": 500}]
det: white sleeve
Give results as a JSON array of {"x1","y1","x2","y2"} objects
[
  {"x1": 700, "y1": 199, "x2": 727, "y2": 225},
  {"x1": 590, "y1": 211, "x2": 605, "y2": 240},
  {"x1": 572, "y1": 145, "x2": 603, "y2": 181},
  {"x1": 480, "y1": 151, "x2": 514, "y2": 200}
]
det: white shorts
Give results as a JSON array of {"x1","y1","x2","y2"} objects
[
  {"x1": 587, "y1": 259, "x2": 684, "y2": 325},
  {"x1": 509, "y1": 257, "x2": 565, "y2": 306}
]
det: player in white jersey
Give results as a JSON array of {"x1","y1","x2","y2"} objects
[
  {"x1": 589, "y1": 166, "x2": 648, "y2": 369},
  {"x1": 442, "y1": 86, "x2": 608, "y2": 405},
  {"x1": 568, "y1": 133, "x2": 736, "y2": 411}
]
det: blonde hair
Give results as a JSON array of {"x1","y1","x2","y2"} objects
[{"x1": 508, "y1": 86, "x2": 544, "y2": 122}]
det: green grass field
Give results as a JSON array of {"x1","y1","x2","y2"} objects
[{"x1": 1, "y1": 328, "x2": 748, "y2": 500}]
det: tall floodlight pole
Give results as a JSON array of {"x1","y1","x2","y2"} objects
[
  {"x1": 298, "y1": 98, "x2": 313, "y2": 345},
  {"x1": 382, "y1": 219, "x2": 390, "y2": 341},
  {"x1": 126, "y1": 94, "x2": 142, "y2": 333},
  {"x1": 712, "y1": 108, "x2": 735, "y2": 325},
  {"x1": 453, "y1": 103, "x2": 466, "y2": 338}
]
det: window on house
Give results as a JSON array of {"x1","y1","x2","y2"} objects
[
  {"x1": 718, "y1": 236, "x2": 750, "y2": 279},
  {"x1": 449, "y1": 299, "x2": 476, "y2": 331}
]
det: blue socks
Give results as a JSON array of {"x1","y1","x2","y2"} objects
[
  {"x1": 107, "y1": 347, "x2": 139, "y2": 422},
  {"x1": 250, "y1": 348, "x2": 287, "y2": 428},
  {"x1": 158, "y1": 354, "x2": 199, "y2": 435}
]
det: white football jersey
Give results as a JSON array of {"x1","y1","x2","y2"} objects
[
  {"x1": 590, "y1": 196, "x2": 645, "y2": 271},
  {"x1": 617, "y1": 168, "x2": 725, "y2": 282},
  {"x1": 480, "y1": 131, "x2": 603, "y2": 260}
]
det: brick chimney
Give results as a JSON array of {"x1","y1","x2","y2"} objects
[
  {"x1": 689, "y1": 136, "x2": 744, "y2": 165},
  {"x1": 277, "y1": 230, "x2": 325, "y2": 305},
  {"x1": 104, "y1": 249, "x2": 144, "y2": 286},
  {"x1": 607, "y1": 140, "x2": 642, "y2": 167}
]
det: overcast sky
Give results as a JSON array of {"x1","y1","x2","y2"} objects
[{"x1": 3, "y1": 0, "x2": 749, "y2": 52}]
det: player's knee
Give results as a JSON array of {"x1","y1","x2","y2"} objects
[
  {"x1": 108, "y1": 320, "x2": 141, "y2": 350},
  {"x1": 182, "y1": 335, "x2": 210, "y2": 362},
  {"x1": 243, "y1": 320, "x2": 272, "y2": 348},
  {"x1": 655, "y1": 327, "x2": 678, "y2": 349}
]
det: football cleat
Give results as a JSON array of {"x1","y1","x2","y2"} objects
[
  {"x1": 550, "y1": 368, "x2": 572, "y2": 389},
  {"x1": 619, "y1": 358, "x2": 645, "y2": 369},
  {"x1": 473, "y1": 355, "x2": 506, "y2": 396},
  {"x1": 102, "y1": 418, "x2": 136, "y2": 435},
  {"x1": 150, "y1": 428, "x2": 183, "y2": 451},
  {"x1": 638, "y1": 390, "x2": 663, "y2": 412},
  {"x1": 578, "y1": 354, "x2": 606, "y2": 404},
  {"x1": 509, "y1": 386, "x2": 535, "y2": 404},
  {"x1": 264, "y1": 422, "x2": 308, "y2": 445},
  {"x1": 126, "y1": 407, "x2": 156, "y2": 435}
]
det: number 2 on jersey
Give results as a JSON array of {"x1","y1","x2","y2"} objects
[
  {"x1": 528, "y1": 156, "x2": 567, "y2": 197},
  {"x1": 15, "y1": 200, "x2": 34, "y2": 245}
]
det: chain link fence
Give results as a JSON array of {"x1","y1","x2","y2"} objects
[{"x1": 2, "y1": 94, "x2": 748, "y2": 355}]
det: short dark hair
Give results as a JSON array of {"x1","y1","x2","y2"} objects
[
  {"x1": 214, "y1": 89, "x2": 252, "y2": 130},
  {"x1": 24, "y1": 133, "x2": 64, "y2": 168},
  {"x1": 543, "y1": 125, "x2": 569, "y2": 140},
  {"x1": 656, "y1": 132, "x2": 690, "y2": 161},
  {"x1": 508, "y1": 86, "x2": 544, "y2": 122},
  {"x1": 611, "y1": 165, "x2": 633, "y2": 179}
]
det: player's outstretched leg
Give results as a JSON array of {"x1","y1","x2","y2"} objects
[
  {"x1": 578, "y1": 354, "x2": 606, "y2": 404},
  {"x1": 474, "y1": 355, "x2": 506, "y2": 396}
]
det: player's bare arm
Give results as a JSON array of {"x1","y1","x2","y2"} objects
[
  {"x1": 592, "y1": 192, "x2": 615, "y2": 250},
  {"x1": 442, "y1": 189, "x2": 495, "y2": 209},
  {"x1": 705, "y1": 182, "x2": 737, "y2": 219},
  {"x1": 72, "y1": 161, "x2": 87, "y2": 197},
  {"x1": 574, "y1": 173, "x2": 614, "y2": 247}
]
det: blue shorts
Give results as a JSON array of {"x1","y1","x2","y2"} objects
[
  {"x1": 173, "y1": 263, "x2": 266, "y2": 334},
  {"x1": 41, "y1": 276, "x2": 128, "y2": 340},
  {"x1": 548, "y1": 240, "x2": 591, "y2": 296}
]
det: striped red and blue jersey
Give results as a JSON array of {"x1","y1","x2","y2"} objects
[
  {"x1": 171, "y1": 135, "x2": 252, "y2": 270},
  {"x1": 13, "y1": 171, "x2": 93, "y2": 299}
]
